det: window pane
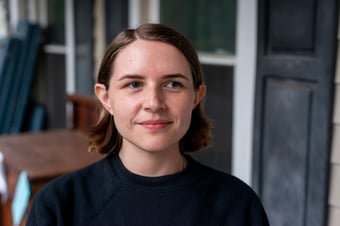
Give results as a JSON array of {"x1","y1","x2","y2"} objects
[
  {"x1": 74, "y1": 0, "x2": 94, "y2": 95},
  {"x1": 191, "y1": 65, "x2": 233, "y2": 173},
  {"x1": 46, "y1": 0, "x2": 65, "y2": 44},
  {"x1": 160, "y1": 0, "x2": 236, "y2": 55}
]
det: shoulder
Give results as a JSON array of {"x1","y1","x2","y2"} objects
[
  {"x1": 189, "y1": 156, "x2": 254, "y2": 195},
  {"x1": 38, "y1": 155, "x2": 113, "y2": 196},
  {"x1": 200, "y1": 162, "x2": 260, "y2": 203},
  {"x1": 189, "y1": 157, "x2": 269, "y2": 225},
  {"x1": 27, "y1": 155, "x2": 119, "y2": 225}
]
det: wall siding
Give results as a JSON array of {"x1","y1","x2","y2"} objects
[
  {"x1": 328, "y1": 207, "x2": 340, "y2": 226},
  {"x1": 328, "y1": 17, "x2": 340, "y2": 224},
  {"x1": 329, "y1": 165, "x2": 340, "y2": 206},
  {"x1": 331, "y1": 125, "x2": 340, "y2": 164}
]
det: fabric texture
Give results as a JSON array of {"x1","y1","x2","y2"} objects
[{"x1": 26, "y1": 153, "x2": 269, "y2": 226}]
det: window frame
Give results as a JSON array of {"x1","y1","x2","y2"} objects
[{"x1": 128, "y1": 0, "x2": 257, "y2": 184}]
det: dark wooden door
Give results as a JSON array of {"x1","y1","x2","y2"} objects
[{"x1": 253, "y1": 0, "x2": 338, "y2": 225}]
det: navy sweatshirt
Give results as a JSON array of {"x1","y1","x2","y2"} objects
[{"x1": 26, "y1": 153, "x2": 269, "y2": 226}]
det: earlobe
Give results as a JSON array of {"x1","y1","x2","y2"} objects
[
  {"x1": 194, "y1": 85, "x2": 206, "y2": 107},
  {"x1": 94, "y1": 83, "x2": 113, "y2": 114}
]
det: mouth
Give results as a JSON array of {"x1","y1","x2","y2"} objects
[{"x1": 138, "y1": 120, "x2": 173, "y2": 130}]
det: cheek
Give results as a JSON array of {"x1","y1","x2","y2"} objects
[
  {"x1": 110, "y1": 97, "x2": 137, "y2": 125},
  {"x1": 182, "y1": 96, "x2": 198, "y2": 126},
  {"x1": 109, "y1": 93, "x2": 132, "y2": 114},
  {"x1": 177, "y1": 101, "x2": 195, "y2": 124},
  {"x1": 111, "y1": 106, "x2": 130, "y2": 131},
  {"x1": 111, "y1": 100, "x2": 130, "y2": 117}
]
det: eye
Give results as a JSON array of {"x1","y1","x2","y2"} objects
[
  {"x1": 166, "y1": 81, "x2": 182, "y2": 89},
  {"x1": 128, "y1": 81, "x2": 142, "y2": 89}
]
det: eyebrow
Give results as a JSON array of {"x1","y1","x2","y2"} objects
[
  {"x1": 117, "y1": 74, "x2": 144, "y2": 81},
  {"x1": 117, "y1": 73, "x2": 190, "y2": 81}
]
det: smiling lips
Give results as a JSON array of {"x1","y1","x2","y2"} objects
[{"x1": 138, "y1": 120, "x2": 173, "y2": 130}]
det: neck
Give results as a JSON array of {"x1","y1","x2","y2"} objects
[{"x1": 118, "y1": 145, "x2": 186, "y2": 177}]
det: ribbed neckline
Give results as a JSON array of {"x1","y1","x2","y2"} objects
[{"x1": 107, "y1": 153, "x2": 198, "y2": 192}]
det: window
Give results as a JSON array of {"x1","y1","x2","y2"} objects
[
  {"x1": 159, "y1": 0, "x2": 236, "y2": 172},
  {"x1": 46, "y1": 0, "x2": 65, "y2": 45},
  {"x1": 160, "y1": 0, "x2": 236, "y2": 56}
]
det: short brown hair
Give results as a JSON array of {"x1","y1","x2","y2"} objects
[{"x1": 89, "y1": 23, "x2": 212, "y2": 154}]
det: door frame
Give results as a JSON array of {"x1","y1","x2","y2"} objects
[
  {"x1": 232, "y1": 0, "x2": 257, "y2": 185},
  {"x1": 129, "y1": 0, "x2": 258, "y2": 184}
]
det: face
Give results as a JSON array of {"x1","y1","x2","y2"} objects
[{"x1": 95, "y1": 40, "x2": 205, "y2": 154}]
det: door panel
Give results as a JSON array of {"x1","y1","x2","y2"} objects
[
  {"x1": 268, "y1": 0, "x2": 316, "y2": 54},
  {"x1": 253, "y1": 0, "x2": 338, "y2": 225},
  {"x1": 261, "y1": 77, "x2": 314, "y2": 226}
]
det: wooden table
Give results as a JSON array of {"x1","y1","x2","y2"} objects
[{"x1": 0, "y1": 129, "x2": 104, "y2": 226}]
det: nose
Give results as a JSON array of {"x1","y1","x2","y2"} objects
[{"x1": 144, "y1": 87, "x2": 165, "y2": 112}]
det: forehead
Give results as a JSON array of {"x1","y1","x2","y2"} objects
[{"x1": 112, "y1": 39, "x2": 191, "y2": 77}]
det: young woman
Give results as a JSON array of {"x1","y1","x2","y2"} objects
[{"x1": 27, "y1": 23, "x2": 269, "y2": 226}]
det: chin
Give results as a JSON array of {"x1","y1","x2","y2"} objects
[{"x1": 139, "y1": 142, "x2": 179, "y2": 153}]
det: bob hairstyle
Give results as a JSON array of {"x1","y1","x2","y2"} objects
[{"x1": 89, "y1": 23, "x2": 212, "y2": 154}]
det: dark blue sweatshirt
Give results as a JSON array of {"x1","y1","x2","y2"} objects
[{"x1": 26, "y1": 153, "x2": 269, "y2": 226}]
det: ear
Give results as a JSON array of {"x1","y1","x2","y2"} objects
[
  {"x1": 193, "y1": 84, "x2": 206, "y2": 108},
  {"x1": 94, "y1": 83, "x2": 114, "y2": 115}
]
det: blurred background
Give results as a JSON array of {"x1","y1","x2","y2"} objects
[{"x1": 0, "y1": 0, "x2": 339, "y2": 225}]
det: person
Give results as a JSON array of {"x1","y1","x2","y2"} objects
[{"x1": 26, "y1": 23, "x2": 269, "y2": 226}]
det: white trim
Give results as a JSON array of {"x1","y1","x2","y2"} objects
[
  {"x1": 128, "y1": 0, "x2": 141, "y2": 28},
  {"x1": 129, "y1": 0, "x2": 160, "y2": 27},
  {"x1": 148, "y1": 0, "x2": 160, "y2": 23},
  {"x1": 38, "y1": 0, "x2": 48, "y2": 27},
  {"x1": 9, "y1": 0, "x2": 20, "y2": 32},
  {"x1": 65, "y1": 0, "x2": 75, "y2": 94},
  {"x1": 0, "y1": 1, "x2": 8, "y2": 38},
  {"x1": 27, "y1": 0, "x2": 37, "y2": 22},
  {"x1": 199, "y1": 53, "x2": 236, "y2": 66},
  {"x1": 94, "y1": 0, "x2": 106, "y2": 77},
  {"x1": 232, "y1": 0, "x2": 257, "y2": 185},
  {"x1": 43, "y1": 44, "x2": 66, "y2": 54},
  {"x1": 65, "y1": 0, "x2": 76, "y2": 128}
]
